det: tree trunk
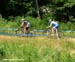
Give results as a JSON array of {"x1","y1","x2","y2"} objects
[{"x1": 35, "y1": 0, "x2": 40, "y2": 18}]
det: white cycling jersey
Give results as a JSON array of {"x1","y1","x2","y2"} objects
[
  {"x1": 49, "y1": 20, "x2": 59, "y2": 29},
  {"x1": 26, "y1": 22, "x2": 30, "y2": 27},
  {"x1": 50, "y1": 21, "x2": 59, "y2": 26}
]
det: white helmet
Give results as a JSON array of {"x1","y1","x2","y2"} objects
[
  {"x1": 24, "y1": 21, "x2": 27, "y2": 23},
  {"x1": 49, "y1": 19, "x2": 52, "y2": 22},
  {"x1": 21, "y1": 18, "x2": 25, "y2": 21}
]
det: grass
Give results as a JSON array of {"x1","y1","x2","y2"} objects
[{"x1": 0, "y1": 36, "x2": 75, "y2": 62}]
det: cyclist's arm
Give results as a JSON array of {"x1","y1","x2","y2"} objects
[
  {"x1": 21, "y1": 22, "x2": 24, "y2": 28},
  {"x1": 47, "y1": 23, "x2": 52, "y2": 29}
]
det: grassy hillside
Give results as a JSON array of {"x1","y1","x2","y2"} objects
[{"x1": 0, "y1": 36, "x2": 75, "y2": 62}]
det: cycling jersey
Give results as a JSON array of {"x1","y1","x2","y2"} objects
[
  {"x1": 26, "y1": 22, "x2": 30, "y2": 27},
  {"x1": 24, "y1": 21, "x2": 30, "y2": 27},
  {"x1": 50, "y1": 21, "x2": 59, "y2": 29}
]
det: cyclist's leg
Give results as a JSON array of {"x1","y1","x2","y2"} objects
[
  {"x1": 53, "y1": 26, "x2": 59, "y2": 38},
  {"x1": 47, "y1": 27, "x2": 57, "y2": 38},
  {"x1": 26, "y1": 27, "x2": 30, "y2": 34},
  {"x1": 22, "y1": 26, "x2": 27, "y2": 34},
  {"x1": 51, "y1": 27, "x2": 55, "y2": 37},
  {"x1": 55, "y1": 28, "x2": 59, "y2": 38}
]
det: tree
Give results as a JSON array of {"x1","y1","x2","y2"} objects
[{"x1": 35, "y1": 0, "x2": 40, "y2": 18}]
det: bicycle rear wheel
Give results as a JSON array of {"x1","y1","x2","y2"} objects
[{"x1": 58, "y1": 31, "x2": 64, "y2": 38}]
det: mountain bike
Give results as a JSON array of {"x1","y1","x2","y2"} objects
[{"x1": 43, "y1": 28, "x2": 64, "y2": 38}]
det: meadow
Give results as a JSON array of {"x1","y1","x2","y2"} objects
[{"x1": 0, "y1": 36, "x2": 75, "y2": 62}]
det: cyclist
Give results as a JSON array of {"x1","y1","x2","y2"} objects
[
  {"x1": 48, "y1": 19, "x2": 59, "y2": 38},
  {"x1": 24, "y1": 21, "x2": 30, "y2": 34},
  {"x1": 21, "y1": 18, "x2": 30, "y2": 34}
]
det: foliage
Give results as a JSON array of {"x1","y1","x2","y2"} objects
[
  {"x1": 0, "y1": 0, "x2": 75, "y2": 29},
  {"x1": 0, "y1": 17, "x2": 75, "y2": 30},
  {"x1": 25, "y1": 16, "x2": 47, "y2": 29},
  {"x1": 0, "y1": 0, "x2": 75, "y2": 21}
]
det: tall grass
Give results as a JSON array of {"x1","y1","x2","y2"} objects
[
  {"x1": 60, "y1": 22, "x2": 75, "y2": 30},
  {"x1": 0, "y1": 36, "x2": 75, "y2": 62}
]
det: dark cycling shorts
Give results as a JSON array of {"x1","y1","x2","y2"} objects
[{"x1": 26, "y1": 27, "x2": 30, "y2": 30}]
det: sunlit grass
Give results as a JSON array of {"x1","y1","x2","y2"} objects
[{"x1": 0, "y1": 36, "x2": 75, "y2": 62}]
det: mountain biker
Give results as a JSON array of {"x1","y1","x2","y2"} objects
[
  {"x1": 24, "y1": 21, "x2": 30, "y2": 33},
  {"x1": 48, "y1": 19, "x2": 59, "y2": 37},
  {"x1": 21, "y1": 18, "x2": 30, "y2": 34}
]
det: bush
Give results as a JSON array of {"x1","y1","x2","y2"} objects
[
  {"x1": 60, "y1": 22, "x2": 75, "y2": 30},
  {"x1": 25, "y1": 16, "x2": 48, "y2": 29},
  {"x1": 0, "y1": 16, "x2": 75, "y2": 30}
]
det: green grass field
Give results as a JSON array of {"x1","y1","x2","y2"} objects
[{"x1": 0, "y1": 36, "x2": 75, "y2": 62}]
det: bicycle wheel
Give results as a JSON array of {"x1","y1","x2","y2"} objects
[
  {"x1": 15, "y1": 27, "x2": 22, "y2": 34},
  {"x1": 58, "y1": 31, "x2": 64, "y2": 38}
]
